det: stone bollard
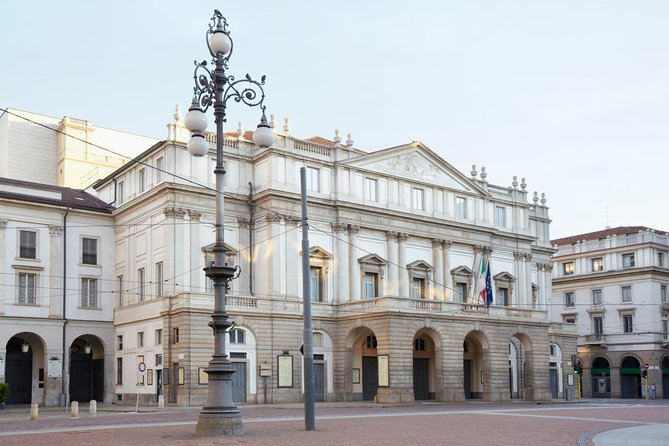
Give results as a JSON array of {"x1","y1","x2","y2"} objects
[
  {"x1": 89, "y1": 400, "x2": 97, "y2": 416},
  {"x1": 158, "y1": 395, "x2": 164, "y2": 409},
  {"x1": 30, "y1": 403, "x2": 39, "y2": 420},
  {"x1": 71, "y1": 401, "x2": 79, "y2": 418}
]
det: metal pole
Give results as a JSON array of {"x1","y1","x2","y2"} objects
[{"x1": 300, "y1": 166, "x2": 315, "y2": 430}]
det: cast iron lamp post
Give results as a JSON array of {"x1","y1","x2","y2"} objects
[{"x1": 184, "y1": 10, "x2": 274, "y2": 437}]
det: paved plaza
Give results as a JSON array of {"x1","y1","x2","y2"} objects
[{"x1": 0, "y1": 400, "x2": 667, "y2": 445}]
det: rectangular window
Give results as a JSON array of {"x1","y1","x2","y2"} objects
[
  {"x1": 621, "y1": 285, "x2": 632, "y2": 303},
  {"x1": 412, "y1": 187, "x2": 425, "y2": 211},
  {"x1": 117, "y1": 275, "x2": 124, "y2": 307},
  {"x1": 663, "y1": 320, "x2": 668, "y2": 340},
  {"x1": 411, "y1": 277, "x2": 425, "y2": 299},
  {"x1": 172, "y1": 327, "x2": 180, "y2": 344},
  {"x1": 155, "y1": 262, "x2": 163, "y2": 297},
  {"x1": 593, "y1": 316, "x2": 603, "y2": 335},
  {"x1": 155, "y1": 354, "x2": 163, "y2": 366},
  {"x1": 19, "y1": 230, "x2": 37, "y2": 259},
  {"x1": 592, "y1": 289, "x2": 602, "y2": 305},
  {"x1": 622, "y1": 253, "x2": 635, "y2": 268},
  {"x1": 229, "y1": 328, "x2": 245, "y2": 344},
  {"x1": 156, "y1": 157, "x2": 164, "y2": 183},
  {"x1": 659, "y1": 252, "x2": 665, "y2": 267},
  {"x1": 364, "y1": 178, "x2": 378, "y2": 202},
  {"x1": 662, "y1": 285, "x2": 667, "y2": 303},
  {"x1": 565, "y1": 292, "x2": 575, "y2": 308},
  {"x1": 622, "y1": 314, "x2": 633, "y2": 333},
  {"x1": 310, "y1": 266, "x2": 323, "y2": 302},
  {"x1": 138, "y1": 268, "x2": 145, "y2": 301},
  {"x1": 495, "y1": 206, "x2": 506, "y2": 227},
  {"x1": 363, "y1": 272, "x2": 378, "y2": 299},
  {"x1": 116, "y1": 358, "x2": 123, "y2": 385},
  {"x1": 455, "y1": 197, "x2": 467, "y2": 218},
  {"x1": 117, "y1": 335, "x2": 123, "y2": 350},
  {"x1": 455, "y1": 282, "x2": 467, "y2": 302},
  {"x1": 137, "y1": 332, "x2": 144, "y2": 348},
  {"x1": 138, "y1": 168, "x2": 146, "y2": 193},
  {"x1": 117, "y1": 181, "x2": 125, "y2": 205},
  {"x1": 155, "y1": 329, "x2": 162, "y2": 345},
  {"x1": 498, "y1": 287, "x2": 509, "y2": 306},
  {"x1": 306, "y1": 166, "x2": 320, "y2": 192},
  {"x1": 562, "y1": 261, "x2": 574, "y2": 276},
  {"x1": 18, "y1": 272, "x2": 37, "y2": 304},
  {"x1": 81, "y1": 278, "x2": 97, "y2": 308},
  {"x1": 564, "y1": 317, "x2": 576, "y2": 324},
  {"x1": 82, "y1": 237, "x2": 97, "y2": 265},
  {"x1": 591, "y1": 257, "x2": 603, "y2": 272}
]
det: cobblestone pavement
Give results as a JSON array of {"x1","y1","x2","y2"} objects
[{"x1": 0, "y1": 400, "x2": 667, "y2": 445}]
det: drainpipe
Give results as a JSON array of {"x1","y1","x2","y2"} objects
[
  {"x1": 61, "y1": 206, "x2": 70, "y2": 407},
  {"x1": 109, "y1": 178, "x2": 117, "y2": 207},
  {"x1": 248, "y1": 182, "x2": 254, "y2": 296}
]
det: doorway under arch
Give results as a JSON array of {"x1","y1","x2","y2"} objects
[
  {"x1": 591, "y1": 356, "x2": 611, "y2": 397},
  {"x1": 463, "y1": 331, "x2": 488, "y2": 400},
  {"x1": 5, "y1": 332, "x2": 45, "y2": 404},
  {"x1": 413, "y1": 329, "x2": 438, "y2": 401},
  {"x1": 620, "y1": 356, "x2": 641, "y2": 398},
  {"x1": 509, "y1": 333, "x2": 534, "y2": 400},
  {"x1": 346, "y1": 327, "x2": 379, "y2": 401},
  {"x1": 69, "y1": 335, "x2": 104, "y2": 402}
]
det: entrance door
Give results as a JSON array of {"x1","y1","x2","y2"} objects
[
  {"x1": 169, "y1": 363, "x2": 179, "y2": 403},
  {"x1": 463, "y1": 359, "x2": 472, "y2": 399},
  {"x1": 621, "y1": 374, "x2": 639, "y2": 398},
  {"x1": 413, "y1": 358, "x2": 430, "y2": 400},
  {"x1": 5, "y1": 343, "x2": 32, "y2": 404},
  {"x1": 156, "y1": 369, "x2": 163, "y2": 402},
  {"x1": 70, "y1": 352, "x2": 92, "y2": 402},
  {"x1": 92, "y1": 359, "x2": 104, "y2": 401},
  {"x1": 362, "y1": 356, "x2": 378, "y2": 401},
  {"x1": 231, "y1": 362, "x2": 247, "y2": 403},
  {"x1": 549, "y1": 369, "x2": 558, "y2": 399},
  {"x1": 314, "y1": 362, "x2": 325, "y2": 402}
]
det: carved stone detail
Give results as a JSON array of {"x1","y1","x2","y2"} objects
[
  {"x1": 265, "y1": 213, "x2": 282, "y2": 223},
  {"x1": 164, "y1": 206, "x2": 186, "y2": 219},
  {"x1": 331, "y1": 223, "x2": 348, "y2": 232},
  {"x1": 189, "y1": 210, "x2": 202, "y2": 221},
  {"x1": 0, "y1": 219, "x2": 7, "y2": 230},
  {"x1": 284, "y1": 216, "x2": 301, "y2": 226},
  {"x1": 347, "y1": 225, "x2": 360, "y2": 235},
  {"x1": 237, "y1": 217, "x2": 253, "y2": 229},
  {"x1": 49, "y1": 225, "x2": 64, "y2": 237},
  {"x1": 397, "y1": 233, "x2": 409, "y2": 242},
  {"x1": 385, "y1": 231, "x2": 398, "y2": 240},
  {"x1": 432, "y1": 239, "x2": 443, "y2": 248}
]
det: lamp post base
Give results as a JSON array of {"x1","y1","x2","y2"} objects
[{"x1": 195, "y1": 408, "x2": 245, "y2": 437}]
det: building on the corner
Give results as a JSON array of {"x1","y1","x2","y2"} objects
[
  {"x1": 89, "y1": 112, "x2": 576, "y2": 406},
  {"x1": 550, "y1": 226, "x2": 669, "y2": 399},
  {"x1": 0, "y1": 178, "x2": 116, "y2": 405}
]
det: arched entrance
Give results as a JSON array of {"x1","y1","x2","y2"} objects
[
  {"x1": 509, "y1": 334, "x2": 534, "y2": 400},
  {"x1": 463, "y1": 331, "x2": 488, "y2": 400},
  {"x1": 591, "y1": 356, "x2": 611, "y2": 397},
  {"x1": 620, "y1": 356, "x2": 641, "y2": 398},
  {"x1": 5, "y1": 332, "x2": 45, "y2": 404},
  {"x1": 412, "y1": 329, "x2": 438, "y2": 401},
  {"x1": 548, "y1": 344, "x2": 562, "y2": 399},
  {"x1": 69, "y1": 335, "x2": 104, "y2": 402},
  {"x1": 346, "y1": 327, "x2": 379, "y2": 401},
  {"x1": 662, "y1": 356, "x2": 669, "y2": 399}
]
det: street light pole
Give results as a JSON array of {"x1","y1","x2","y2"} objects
[{"x1": 183, "y1": 10, "x2": 275, "y2": 437}]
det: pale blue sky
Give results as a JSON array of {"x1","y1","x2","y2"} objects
[{"x1": 2, "y1": 1, "x2": 668, "y2": 239}]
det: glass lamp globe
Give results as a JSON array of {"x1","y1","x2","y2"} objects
[
  {"x1": 184, "y1": 107, "x2": 208, "y2": 133},
  {"x1": 187, "y1": 134, "x2": 209, "y2": 157},
  {"x1": 253, "y1": 116, "x2": 275, "y2": 148},
  {"x1": 209, "y1": 30, "x2": 232, "y2": 55}
]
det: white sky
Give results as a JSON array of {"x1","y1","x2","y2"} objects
[{"x1": 1, "y1": 1, "x2": 667, "y2": 239}]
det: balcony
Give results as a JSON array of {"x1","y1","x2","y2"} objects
[{"x1": 585, "y1": 334, "x2": 607, "y2": 345}]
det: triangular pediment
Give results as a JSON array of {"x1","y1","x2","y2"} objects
[
  {"x1": 493, "y1": 272, "x2": 516, "y2": 282},
  {"x1": 358, "y1": 253, "x2": 387, "y2": 266},
  {"x1": 340, "y1": 142, "x2": 489, "y2": 196},
  {"x1": 202, "y1": 242, "x2": 238, "y2": 254},
  {"x1": 451, "y1": 265, "x2": 473, "y2": 276},
  {"x1": 407, "y1": 260, "x2": 432, "y2": 271}
]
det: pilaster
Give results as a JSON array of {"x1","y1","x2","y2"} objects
[
  {"x1": 432, "y1": 239, "x2": 444, "y2": 301},
  {"x1": 442, "y1": 240, "x2": 452, "y2": 300},
  {"x1": 348, "y1": 225, "x2": 360, "y2": 301},
  {"x1": 332, "y1": 223, "x2": 349, "y2": 303},
  {"x1": 397, "y1": 233, "x2": 409, "y2": 297},
  {"x1": 386, "y1": 231, "x2": 399, "y2": 296},
  {"x1": 49, "y1": 225, "x2": 64, "y2": 317}
]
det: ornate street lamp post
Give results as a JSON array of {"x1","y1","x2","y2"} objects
[{"x1": 184, "y1": 10, "x2": 274, "y2": 437}]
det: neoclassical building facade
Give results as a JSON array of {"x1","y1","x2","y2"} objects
[{"x1": 92, "y1": 114, "x2": 576, "y2": 405}]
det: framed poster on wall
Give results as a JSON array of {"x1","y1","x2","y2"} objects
[
  {"x1": 378, "y1": 355, "x2": 389, "y2": 387},
  {"x1": 278, "y1": 354, "x2": 293, "y2": 387}
]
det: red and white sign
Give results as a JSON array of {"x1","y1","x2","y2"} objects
[{"x1": 138, "y1": 362, "x2": 146, "y2": 373}]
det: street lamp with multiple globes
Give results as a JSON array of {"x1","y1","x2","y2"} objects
[{"x1": 183, "y1": 10, "x2": 274, "y2": 437}]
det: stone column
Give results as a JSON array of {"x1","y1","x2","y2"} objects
[
  {"x1": 513, "y1": 252, "x2": 524, "y2": 308},
  {"x1": 525, "y1": 254, "x2": 533, "y2": 308},
  {"x1": 0, "y1": 219, "x2": 5, "y2": 314},
  {"x1": 398, "y1": 233, "x2": 409, "y2": 298},
  {"x1": 164, "y1": 207, "x2": 186, "y2": 295},
  {"x1": 543, "y1": 262, "x2": 553, "y2": 311},
  {"x1": 348, "y1": 225, "x2": 361, "y2": 301},
  {"x1": 265, "y1": 214, "x2": 284, "y2": 296},
  {"x1": 432, "y1": 239, "x2": 444, "y2": 301},
  {"x1": 48, "y1": 225, "x2": 64, "y2": 317},
  {"x1": 385, "y1": 232, "x2": 399, "y2": 296},
  {"x1": 237, "y1": 217, "x2": 252, "y2": 295},
  {"x1": 189, "y1": 210, "x2": 202, "y2": 293},
  {"x1": 442, "y1": 241, "x2": 452, "y2": 301},
  {"x1": 285, "y1": 216, "x2": 301, "y2": 298},
  {"x1": 332, "y1": 224, "x2": 349, "y2": 303}
]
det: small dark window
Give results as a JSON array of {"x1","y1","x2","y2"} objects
[{"x1": 366, "y1": 335, "x2": 377, "y2": 349}]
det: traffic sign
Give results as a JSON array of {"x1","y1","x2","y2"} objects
[{"x1": 138, "y1": 362, "x2": 146, "y2": 373}]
